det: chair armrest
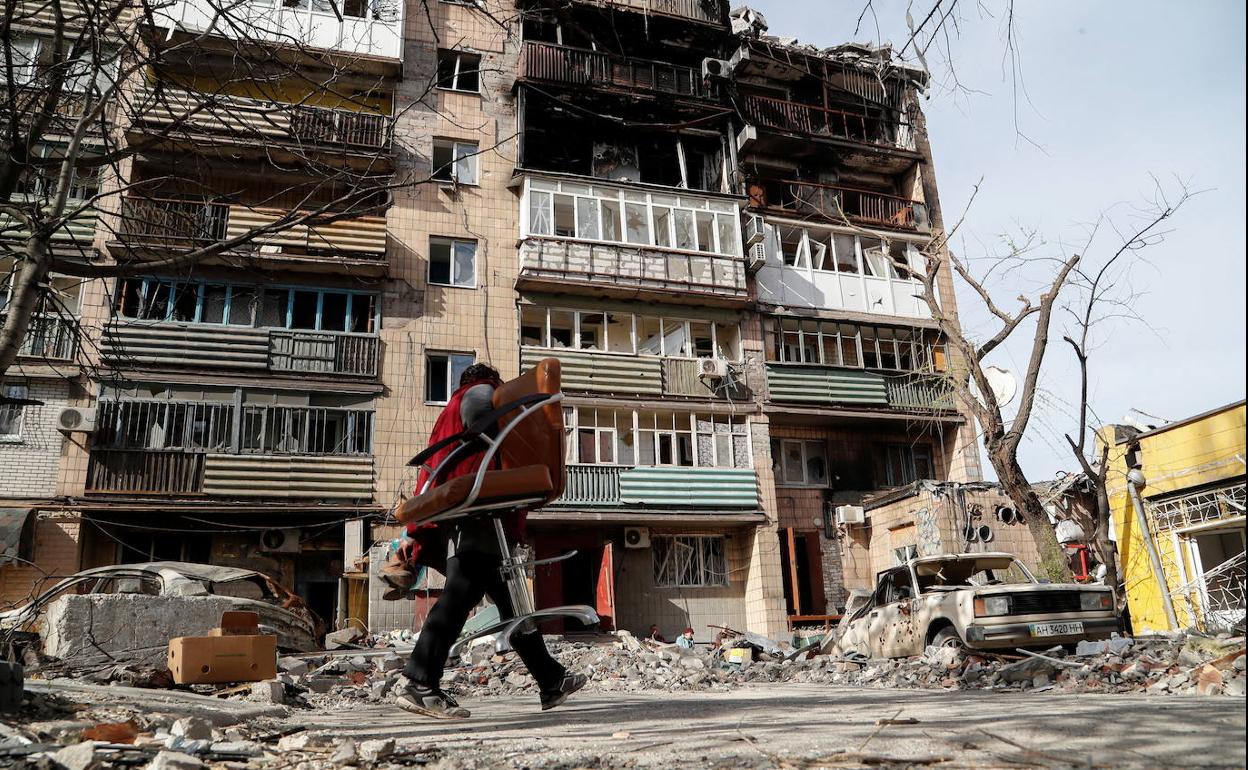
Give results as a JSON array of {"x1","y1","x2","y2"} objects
[{"x1": 463, "y1": 392, "x2": 559, "y2": 436}]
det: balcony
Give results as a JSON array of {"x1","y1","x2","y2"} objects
[
  {"x1": 570, "y1": 0, "x2": 723, "y2": 24},
  {"x1": 742, "y1": 94, "x2": 915, "y2": 152},
  {"x1": 114, "y1": 197, "x2": 387, "y2": 274},
  {"x1": 155, "y1": 0, "x2": 403, "y2": 67},
  {"x1": 520, "y1": 348, "x2": 750, "y2": 399},
  {"x1": 518, "y1": 42, "x2": 714, "y2": 101},
  {"x1": 766, "y1": 363, "x2": 957, "y2": 413},
  {"x1": 759, "y1": 180, "x2": 929, "y2": 233},
  {"x1": 103, "y1": 322, "x2": 379, "y2": 378},
  {"x1": 520, "y1": 176, "x2": 747, "y2": 305},
  {"x1": 1, "y1": 198, "x2": 98, "y2": 256},
  {"x1": 556, "y1": 465, "x2": 759, "y2": 508},
  {"x1": 4, "y1": 314, "x2": 79, "y2": 362},
  {"x1": 131, "y1": 88, "x2": 390, "y2": 155},
  {"x1": 86, "y1": 449, "x2": 374, "y2": 500}
]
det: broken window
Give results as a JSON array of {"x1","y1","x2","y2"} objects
[
  {"x1": 772, "y1": 439, "x2": 829, "y2": 486},
  {"x1": 425, "y1": 352, "x2": 474, "y2": 404},
  {"x1": 884, "y1": 443, "x2": 933, "y2": 486},
  {"x1": 653, "y1": 535, "x2": 728, "y2": 588},
  {"x1": 0, "y1": 382, "x2": 28, "y2": 439},
  {"x1": 429, "y1": 237, "x2": 476, "y2": 287},
  {"x1": 432, "y1": 139, "x2": 479, "y2": 185},
  {"x1": 436, "y1": 49, "x2": 481, "y2": 93}
]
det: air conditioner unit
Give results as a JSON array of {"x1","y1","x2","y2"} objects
[
  {"x1": 701, "y1": 58, "x2": 732, "y2": 80},
  {"x1": 835, "y1": 505, "x2": 866, "y2": 526},
  {"x1": 746, "y1": 242, "x2": 767, "y2": 273},
  {"x1": 623, "y1": 527, "x2": 650, "y2": 549},
  {"x1": 699, "y1": 358, "x2": 729, "y2": 379},
  {"x1": 743, "y1": 214, "x2": 767, "y2": 248},
  {"x1": 56, "y1": 406, "x2": 96, "y2": 433},
  {"x1": 258, "y1": 528, "x2": 301, "y2": 553}
]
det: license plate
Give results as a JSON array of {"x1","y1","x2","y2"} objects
[{"x1": 1029, "y1": 621, "x2": 1084, "y2": 637}]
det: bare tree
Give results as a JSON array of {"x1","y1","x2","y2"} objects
[{"x1": 1, "y1": 0, "x2": 500, "y2": 380}]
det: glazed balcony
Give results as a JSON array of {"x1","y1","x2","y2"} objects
[
  {"x1": 519, "y1": 175, "x2": 747, "y2": 306},
  {"x1": 742, "y1": 94, "x2": 915, "y2": 152},
  {"x1": 155, "y1": 0, "x2": 403, "y2": 66},
  {"x1": 556, "y1": 465, "x2": 759, "y2": 508},
  {"x1": 131, "y1": 88, "x2": 391, "y2": 155},
  {"x1": 114, "y1": 197, "x2": 387, "y2": 274},
  {"x1": 1, "y1": 197, "x2": 98, "y2": 256},
  {"x1": 518, "y1": 42, "x2": 715, "y2": 101},
  {"x1": 102, "y1": 323, "x2": 379, "y2": 378}
]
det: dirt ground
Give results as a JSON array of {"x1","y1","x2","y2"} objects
[{"x1": 292, "y1": 683, "x2": 1246, "y2": 769}]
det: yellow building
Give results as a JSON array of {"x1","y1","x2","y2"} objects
[{"x1": 1105, "y1": 401, "x2": 1246, "y2": 633}]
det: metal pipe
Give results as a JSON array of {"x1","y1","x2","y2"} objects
[{"x1": 1126, "y1": 470, "x2": 1180, "y2": 630}]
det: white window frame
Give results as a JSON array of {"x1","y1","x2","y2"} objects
[
  {"x1": 9, "y1": 37, "x2": 40, "y2": 86},
  {"x1": 652, "y1": 534, "x2": 729, "y2": 588},
  {"x1": 425, "y1": 351, "x2": 475, "y2": 405},
  {"x1": 432, "y1": 139, "x2": 479, "y2": 185},
  {"x1": 428, "y1": 237, "x2": 477, "y2": 288},
  {"x1": 436, "y1": 49, "x2": 482, "y2": 93},
  {"x1": 523, "y1": 177, "x2": 741, "y2": 258},
  {"x1": 0, "y1": 383, "x2": 30, "y2": 441},
  {"x1": 773, "y1": 438, "x2": 829, "y2": 487},
  {"x1": 520, "y1": 306, "x2": 742, "y2": 360},
  {"x1": 565, "y1": 406, "x2": 751, "y2": 470}
]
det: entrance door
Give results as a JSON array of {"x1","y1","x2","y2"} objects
[{"x1": 596, "y1": 542, "x2": 616, "y2": 631}]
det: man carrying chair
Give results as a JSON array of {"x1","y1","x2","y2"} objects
[{"x1": 381, "y1": 362, "x2": 590, "y2": 719}]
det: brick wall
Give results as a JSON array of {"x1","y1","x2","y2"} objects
[
  {"x1": 0, "y1": 511, "x2": 82, "y2": 608},
  {"x1": 0, "y1": 379, "x2": 70, "y2": 499}
]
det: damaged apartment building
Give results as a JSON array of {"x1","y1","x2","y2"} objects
[{"x1": 2, "y1": 0, "x2": 991, "y2": 641}]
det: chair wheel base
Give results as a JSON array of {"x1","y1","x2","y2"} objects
[{"x1": 450, "y1": 605, "x2": 601, "y2": 658}]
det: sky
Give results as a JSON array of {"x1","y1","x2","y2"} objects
[{"x1": 746, "y1": 0, "x2": 1247, "y2": 479}]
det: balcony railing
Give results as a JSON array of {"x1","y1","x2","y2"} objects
[
  {"x1": 116, "y1": 197, "x2": 387, "y2": 259},
  {"x1": 555, "y1": 465, "x2": 758, "y2": 508},
  {"x1": 86, "y1": 449, "x2": 206, "y2": 495},
  {"x1": 885, "y1": 374, "x2": 956, "y2": 411},
  {"x1": 518, "y1": 42, "x2": 713, "y2": 100},
  {"x1": 743, "y1": 94, "x2": 914, "y2": 150},
  {"x1": 574, "y1": 0, "x2": 722, "y2": 24},
  {"x1": 104, "y1": 322, "x2": 380, "y2": 378},
  {"x1": 269, "y1": 330, "x2": 379, "y2": 377},
  {"x1": 5, "y1": 314, "x2": 79, "y2": 361},
  {"x1": 763, "y1": 180, "x2": 929, "y2": 233},
  {"x1": 134, "y1": 88, "x2": 390, "y2": 151}
]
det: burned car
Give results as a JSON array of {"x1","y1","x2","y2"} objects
[
  {"x1": 0, "y1": 562, "x2": 319, "y2": 657},
  {"x1": 835, "y1": 552, "x2": 1119, "y2": 658}
]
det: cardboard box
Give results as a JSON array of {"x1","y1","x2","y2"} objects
[
  {"x1": 725, "y1": 647, "x2": 753, "y2": 666},
  {"x1": 168, "y1": 612, "x2": 277, "y2": 684}
]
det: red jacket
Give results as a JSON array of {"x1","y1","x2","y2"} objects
[{"x1": 406, "y1": 376, "x2": 524, "y2": 569}]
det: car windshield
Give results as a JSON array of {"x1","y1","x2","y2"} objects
[
  {"x1": 968, "y1": 562, "x2": 1034, "y2": 586},
  {"x1": 913, "y1": 555, "x2": 1035, "y2": 590}
]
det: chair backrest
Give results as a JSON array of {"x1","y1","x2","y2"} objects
[{"x1": 493, "y1": 358, "x2": 565, "y2": 503}]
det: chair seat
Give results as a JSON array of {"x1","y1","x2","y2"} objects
[{"x1": 397, "y1": 466, "x2": 555, "y2": 525}]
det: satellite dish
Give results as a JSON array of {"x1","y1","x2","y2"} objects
[{"x1": 980, "y1": 366, "x2": 1018, "y2": 407}]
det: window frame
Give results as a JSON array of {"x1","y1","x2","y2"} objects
[
  {"x1": 0, "y1": 382, "x2": 29, "y2": 441},
  {"x1": 425, "y1": 351, "x2": 476, "y2": 405},
  {"x1": 428, "y1": 237, "x2": 478, "y2": 288},
  {"x1": 772, "y1": 438, "x2": 829, "y2": 487},
  {"x1": 884, "y1": 443, "x2": 934, "y2": 486},
  {"x1": 652, "y1": 534, "x2": 729, "y2": 588},
  {"x1": 432, "y1": 139, "x2": 480, "y2": 185},
  {"x1": 764, "y1": 317, "x2": 946, "y2": 374},
  {"x1": 565, "y1": 406, "x2": 751, "y2": 469},
  {"x1": 519, "y1": 305, "x2": 742, "y2": 360},
  {"x1": 435, "y1": 49, "x2": 482, "y2": 94}
]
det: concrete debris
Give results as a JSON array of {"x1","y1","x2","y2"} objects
[
  {"x1": 49, "y1": 741, "x2": 103, "y2": 770},
  {"x1": 145, "y1": 750, "x2": 204, "y2": 770}
]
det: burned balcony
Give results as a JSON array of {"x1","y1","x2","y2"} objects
[
  {"x1": 85, "y1": 397, "x2": 375, "y2": 500},
  {"x1": 112, "y1": 197, "x2": 388, "y2": 276},
  {"x1": 519, "y1": 175, "x2": 747, "y2": 306},
  {"x1": 563, "y1": 0, "x2": 724, "y2": 25},
  {"x1": 753, "y1": 180, "x2": 929, "y2": 233},
  {"x1": 518, "y1": 42, "x2": 716, "y2": 101},
  {"x1": 130, "y1": 88, "x2": 392, "y2": 162},
  {"x1": 742, "y1": 94, "x2": 915, "y2": 152}
]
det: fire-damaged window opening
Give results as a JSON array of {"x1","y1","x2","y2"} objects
[
  {"x1": 772, "y1": 439, "x2": 829, "y2": 487},
  {"x1": 436, "y1": 49, "x2": 481, "y2": 93},
  {"x1": 884, "y1": 443, "x2": 933, "y2": 486},
  {"x1": 764, "y1": 318, "x2": 947, "y2": 373},
  {"x1": 653, "y1": 534, "x2": 728, "y2": 588}
]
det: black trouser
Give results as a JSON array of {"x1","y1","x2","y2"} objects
[{"x1": 405, "y1": 550, "x2": 566, "y2": 692}]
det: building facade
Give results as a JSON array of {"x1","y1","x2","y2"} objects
[
  {"x1": 2, "y1": 0, "x2": 985, "y2": 640},
  {"x1": 1103, "y1": 401, "x2": 1246, "y2": 634}
]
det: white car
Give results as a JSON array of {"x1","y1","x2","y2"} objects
[{"x1": 835, "y1": 552, "x2": 1120, "y2": 658}]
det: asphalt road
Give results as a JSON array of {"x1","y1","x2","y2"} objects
[{"x1": 294, "y1": 683, "x2": 1247, "y2": 769}]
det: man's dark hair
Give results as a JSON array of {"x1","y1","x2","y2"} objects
[{"x1": 460, "y1": 363, "x2": 502, "y2": 387}]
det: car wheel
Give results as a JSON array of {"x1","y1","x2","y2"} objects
[{"x1": 931, "y1": 626, "x2": 965, "y2": 650}]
